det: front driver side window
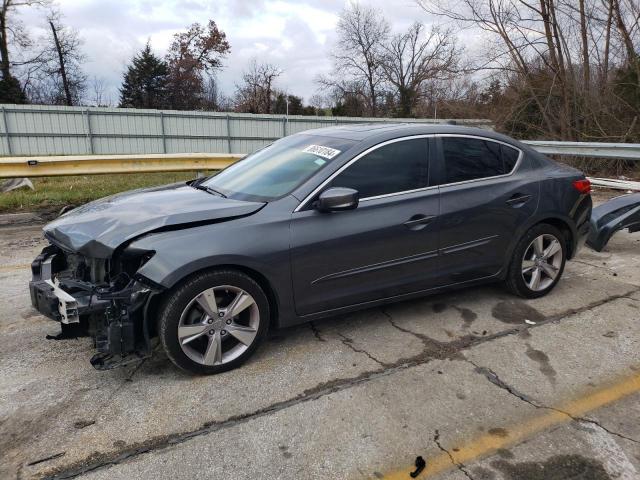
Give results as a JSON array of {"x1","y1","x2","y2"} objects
[{"x1": 328, "y1": 138, "x2": 429, "y2": 199}]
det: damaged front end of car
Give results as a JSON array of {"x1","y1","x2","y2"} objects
[
  {"x1": 29, "y1": 239, "x2": 162, "y2": 370},
  {"x1": 27, "y1": 182, "x2": 267, "y2": 370}
]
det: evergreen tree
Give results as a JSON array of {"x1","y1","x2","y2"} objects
[
  {"x1": 119, "y1": 43, "x2": 169, "y2": 109},
  {"x1": 286, "y1": 95, "x2": 303, "y2": 115},
  {"x1": 0, "y1": 74, "x2": 27, "y2": 104},
  {"x1": 273, "y1": 93, "x2": 306, "y2": 115}
]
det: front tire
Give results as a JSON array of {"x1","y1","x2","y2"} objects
[
  {"x1": 158, "y1": 269, "x2": 270, "y2": 375},
  {"x1": 505, "y1": 223, "x2": 567, "y2": 299}
]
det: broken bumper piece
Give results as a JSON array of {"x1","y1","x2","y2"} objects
[
  {"x1": 29, "y1": 248, "x2": 158, "y2": 370},
  {"x1": 587, "y1": 193, "x2": 640, "y2": 251}
]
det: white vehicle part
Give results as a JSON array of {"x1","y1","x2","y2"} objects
[{"x1": 45, "y1": 278, "x2": 80, "y2": 324}]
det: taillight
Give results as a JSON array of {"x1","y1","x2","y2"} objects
[{"x1": 572, "y1": 178, "x2": 591, "y2": 194}]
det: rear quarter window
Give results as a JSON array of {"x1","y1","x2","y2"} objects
[{"x1": 502, "y1": 144, "x2": 520, "y2": 171}]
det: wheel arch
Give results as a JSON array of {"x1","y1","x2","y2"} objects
[
  {"x1": 144, "y1": 263, "x2": 282, "y2": 336},
  {"x1": 215, "y1": 264, "x2": 280, "y2": 330},
  {"x1": 538, "y1": 217, "x2": 575, "y2": 258},
  {"x1": 501, "y1": 214, "x2": 577, "y2": 278}
]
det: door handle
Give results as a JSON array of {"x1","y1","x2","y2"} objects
[
  {"x1": 506, "y1": 194, "x2": 532, "y2": 207},
  {"x1": 403, "y1": 215, "x2": 436, "y2": 230}
]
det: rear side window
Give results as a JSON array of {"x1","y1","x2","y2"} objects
[
  {"x1": 328, "y1": 138, "x2": 429, "y2": 198},
  {"x1": 442, "y1": 137, "x2": 520, "y2": 184}
]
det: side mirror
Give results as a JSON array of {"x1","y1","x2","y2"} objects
[{"x1": 316, "y1": 187, "x2": 359, "y2": 212}]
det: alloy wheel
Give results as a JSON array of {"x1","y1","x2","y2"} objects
[
  {"x1": 177, "y1": 285, "x2": 260, "y2": 366},
  {"x1": 521, "y1": 234, "x2": 563, "y2": 292}
]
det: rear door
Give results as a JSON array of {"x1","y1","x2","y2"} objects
[
  {"x1": 290, "y1": 136, "x2": 440, "y2": 315},
  {"x1": 434, "y1": 135, "x2": 539, "y2": 284}
]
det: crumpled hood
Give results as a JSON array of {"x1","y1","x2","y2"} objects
[{"x1": 44, "y1": 183, "x2": 265, "y2": 258}]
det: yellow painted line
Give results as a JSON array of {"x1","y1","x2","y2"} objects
[
  {"x1": 383, "y1": 371, "x2": 640, "y2": 479},
  {"x1": 0, "y1": 263, "x2": 30, "y2": 272}
]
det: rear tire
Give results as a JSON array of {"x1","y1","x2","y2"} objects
[
  {"x1": 158, "y1": 269, "x2": 269, "y2": 375},
  {"x1": 505, "y1": 223, "x2": 566, "y2": 299}
]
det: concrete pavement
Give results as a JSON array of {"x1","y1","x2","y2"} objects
[{"x1": 0, "y1": 209, "x2": 638, "y2": 480}]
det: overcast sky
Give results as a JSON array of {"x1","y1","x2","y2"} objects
[{"x1": 18, "y1": 0, "x2": 438, "y2": 106}]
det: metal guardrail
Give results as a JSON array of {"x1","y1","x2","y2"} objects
[
  {"x1": 587, "y1": 177, "x2": 640, "y2": 191},
  {"x1": 0, "y1": 153, "x2": 242, "y2": 178},
  {"x1": 523, "y1": 140, "x2": 640, "y2": 159},
  {"x1": 0, "y1": 141, "x2": 639, "y2": 179}
]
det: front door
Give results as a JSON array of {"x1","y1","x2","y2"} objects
[{"x1": 290, "y1": 137, "x2": 440, "y2": 316}]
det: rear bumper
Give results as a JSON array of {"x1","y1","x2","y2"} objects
[{"x1": 587, "y1": 193, "x2": 640, "y2": 251}]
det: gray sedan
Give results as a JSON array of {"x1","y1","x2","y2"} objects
[{"x1": 31, "y1": 124, "x2": 626, "y2": 374}]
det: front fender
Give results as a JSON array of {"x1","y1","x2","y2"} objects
[
  {"x1": 140, "y1": 252, "x2": 276, "y2": 290},
  {"x1": 126, "y1": 218, "x2": 296, "y2": 326}
]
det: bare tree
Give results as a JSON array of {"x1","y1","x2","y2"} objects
[
  {"x1": 0, "y1": 0, "x2": 50, "y2": 102},
  {"x1": 28, "y1": 10, "x2": 86, "y2": 105},
  {"x1": 380, "y1": 23, "x2": 460, "y2": 117},
  {"x1": 165, "y1": 20, "x2": 230, "y2": 110},
  {"x1": 202, "y1": 75, "x2": 221, "y2": 109},
  {"x1": 321, "y1": 1, "x2": 389, "y2": 116},
  {"x1": 234, "y1": 59, "x2": 282, "y2": 113},
  {"x1": 0, "y1": 0, "x2": 50, "y2": 77},
  {"x1": 89, "y1": 76, "x2": 109, "y2": 106},
  {"x1": 49, "y1": 16, "x2": 68, "y2": 102},
  {"x1": 611, "y1": 0, "x2": 640, "y2": 81},
  {"x1": 417, "y1": 0, "x2": 564, "y2": 136},
  {"x1": 416, "y1": 0, "x2": 640, "y2": 141},
  {"x1": 309, "y1": 93, "x2": 328, "y2": 114}
]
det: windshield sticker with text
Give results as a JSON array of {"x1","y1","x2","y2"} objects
[{"x1": 302, "y1": 144, "x2": 341, "y2": 160}]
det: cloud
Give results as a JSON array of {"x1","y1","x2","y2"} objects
[{"x1": 14, "y1": 0, "x2": 435, "y2": 105}]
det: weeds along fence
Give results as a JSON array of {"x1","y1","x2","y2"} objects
[{"x1": 0, "y1": 104, "x2": 493, "y2": 157}]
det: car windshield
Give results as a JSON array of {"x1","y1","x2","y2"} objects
[{"x1": 200, "y1": 134, "x2": 356, "y2": 202}]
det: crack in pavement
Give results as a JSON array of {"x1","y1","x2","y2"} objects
[
  {"x1": 309, "y1": 322, "x2": 326, "y2": 342},
  {"x1": 576, "y1": 416, "x2": 640, "y2": 445},
  {"x1": 383, "y1": 285, "x2": 640, "y2": 346},
  {"x1": 84, "y1": 359, "x2": 147, "y2": 422},
  {"x1": 571, "y1": 259, "x2": 616, "y2": 272},
  {"x1": 434, "y1": 429, "x2": 475, "y2": 480},
  {"x1": 381, "y1": 307, "x2": 428, "y2": 339},
  {"x1": 469, "y1": 361, "x2": 538, "y2": 405},
  {"x1": 336, "y1": 333, "x2": 387, "y2": 367},
  {"x1": 43, "y1": 364, "x2": 405, "y2": 479},
  {"x1": 468, "y1": 360, "x2": 640, "y2": 446},
  {"x1": 381, "y1": 307, "x2": 462, "y2": 356},
  {"x1": 27, "y1": 452, "x2": 66, "y2": 467},
  {"x1": 39, "y1": 288, "x2": 640, "y2": 479},
  {"x1": 620, "y1": 295, "x2": 640, "y2": 304}
]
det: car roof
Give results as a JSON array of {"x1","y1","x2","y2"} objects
[
  {"x1": 289, "y1": 122, "x2": 552, "y2": 205},
  {"x1": 304, "y1": 123, "x2": 523, "y2": 148}
]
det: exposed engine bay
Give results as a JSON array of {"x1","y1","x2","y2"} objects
[{"x1": 29, "y1": 240, "x2": 161, "y2": 370}]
